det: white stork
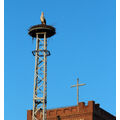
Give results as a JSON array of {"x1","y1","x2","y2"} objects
[{"x1": 40, "y1": 12, "x2": 46, "y2": 25}]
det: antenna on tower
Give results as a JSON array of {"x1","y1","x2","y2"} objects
[{"x1": 28, "y1": 14, "x2": 56, "y2": 120}]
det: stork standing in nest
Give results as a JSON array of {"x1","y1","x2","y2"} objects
[{"x1": 40, "y1": 12, "x2": 46, "y2": 25}]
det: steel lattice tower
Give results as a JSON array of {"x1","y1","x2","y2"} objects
[{"x1": 28, "y1": 24, "x2": 56, "y2": 120}]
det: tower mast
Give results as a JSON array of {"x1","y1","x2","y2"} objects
[{"x1": 28, "y1": 22, "x2": 56, "y2": 120}]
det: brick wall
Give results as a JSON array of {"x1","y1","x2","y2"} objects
[{"x1": 27, "y1": 101, "x2": 115, "y2": 120}]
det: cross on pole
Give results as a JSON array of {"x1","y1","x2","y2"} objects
[{"x1": 71, "y1": 78, "x2": 86, "y2": 105}]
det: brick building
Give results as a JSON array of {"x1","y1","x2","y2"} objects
[{"x1": 27, "y1": 101, "x2": 116, "y2": 120}]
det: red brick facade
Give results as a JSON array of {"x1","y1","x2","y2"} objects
[{"x1": 27, "y1": 101, "x2": 115, "y2": 120}]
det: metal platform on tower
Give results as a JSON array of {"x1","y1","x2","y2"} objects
[{"x1": 28, "y1": 24, "x2": 56, "y2": 38}]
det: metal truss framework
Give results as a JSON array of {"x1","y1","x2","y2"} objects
[{"x1": 32, "y1": 32, "x2": 50, "y2": 120}]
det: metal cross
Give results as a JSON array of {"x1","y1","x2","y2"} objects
[{"x1": 71, "y1": 78, "x2": 86, "y2": 105}]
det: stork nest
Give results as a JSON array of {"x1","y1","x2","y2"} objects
[{"x1": 28, "y1": 24, "x2": 56, "y2": 38}]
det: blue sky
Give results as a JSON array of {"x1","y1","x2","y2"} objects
[{"x1": 4, "y1": 0, "x2": 116, "y2": 120}]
